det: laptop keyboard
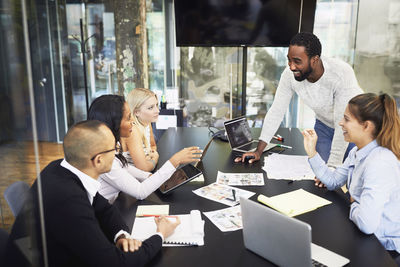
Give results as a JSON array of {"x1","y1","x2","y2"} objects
[
  {"x1": 312, "y1": 259, "x2": 328, "y2": 267},
  {"x1": 238, "y1": 142, "x2": 258, "y2": 151}
]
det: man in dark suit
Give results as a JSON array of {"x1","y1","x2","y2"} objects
[{"x1": 5, "y1": 120, "x2": 179, "y2": 267}]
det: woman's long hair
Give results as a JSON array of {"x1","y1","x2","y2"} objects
[
  {"x1": 87, "y1": 94, "x2": 128, "y2": 166},
  {"x1": 348, "y1": 93, "x2": 400, "y2": 159},
  {"x1": 126, "y1": 88, "x2": 157, "y2": 151}
]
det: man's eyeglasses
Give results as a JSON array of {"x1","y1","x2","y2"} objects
[{"x1": 90, "y1": 143, "x2": 121, "y2": 161}]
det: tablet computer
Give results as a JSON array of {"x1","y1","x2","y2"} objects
[
  {"x1": 158, "y1": 164, "x2": 202, "y2": 194},
  {"x1": 159, "y1": 135, "x2": 214, "y2": 194}
]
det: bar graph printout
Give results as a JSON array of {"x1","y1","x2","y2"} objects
[
  {"x1": 216, "y1": 171, "x2": 264, "y2": 186},
  {"x1": 193, "y1": 183, "x2": 255, "y2": 206},
  {"x1": 203, "y1": 205, "x2": 243, "y2": 232}
]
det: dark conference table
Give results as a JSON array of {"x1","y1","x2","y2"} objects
[{"x1": 115, "y1": 127, "x2": 397, "y2": 267}]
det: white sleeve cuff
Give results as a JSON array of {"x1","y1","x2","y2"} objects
[
  {"x1": 165, "y1": 160, "x2": 177, "y2": 171},
  {"x1": 114, "y1": 230, "x2": 131, "y2": 243}
]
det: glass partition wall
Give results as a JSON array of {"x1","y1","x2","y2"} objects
[
  {"x1": 0, "y1": 0, "x2": 115, "y2": 265},
  {"x1": 0, "y1": 0, "x2": 65, "y2": 265}
]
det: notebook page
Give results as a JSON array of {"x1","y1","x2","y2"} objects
[
  {"x1": 131, "y1": 210, "x2": 204, "y2": 246},
  {"x1": 165, "y1": 210, "x2": 204, "y2": 246},
  {"x1": 136, "y1": 205, "x2": 169, "y2": 217}
]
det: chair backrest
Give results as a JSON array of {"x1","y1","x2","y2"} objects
[
  {"x1": 0, "y1": 228, "x2": 9, "y2": 264},
  {"x1": 4, "y1": 181, "x2": 30, "y2": 217}
]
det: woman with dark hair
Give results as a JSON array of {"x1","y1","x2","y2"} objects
[
  {"x1": 88, "y1": 94, "x2": 202, "y2": 203},
  {"x1": 303, "y1": 93, "x2": 400, "y2": 255}
]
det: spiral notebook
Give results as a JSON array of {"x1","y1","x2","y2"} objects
[{"x1": 131, "y1": 210, "x2": 205, "y2": 246}]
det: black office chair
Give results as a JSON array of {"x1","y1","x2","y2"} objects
[
  {"x1": 4, "y1": 181, "x2": 30, "y2": 217},
  {"x1": 389, "y1": 250, "x2": 400, "y2": 266},
  {"x1": 0, "y1": 228, "x2": 9, "y2": 264}
]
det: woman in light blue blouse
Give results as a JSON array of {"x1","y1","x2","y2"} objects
[{"x1": 303, "y1": 93, "x2": 400, "y2": 256}]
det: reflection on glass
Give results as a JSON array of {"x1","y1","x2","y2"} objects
[
  {"x1": 246, "y1": 47, "x2": 288, "y2": 127},
  {"x1": 179, "y1": 47, "x2": 242, "y2": 127},
  {"x1": 66, "y1": 3, "x2": 117, "y2": 124}
]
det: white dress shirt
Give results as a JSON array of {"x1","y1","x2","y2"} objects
[
  {"x1": 98, "y1": 158, "x2": 176, "y2": 203},
  {"x1": 60, "y1": 159, "x2": 100, "y2": 205},
  {"x1": 60, "y1": 159, "x2": 131, "y2": 242}
]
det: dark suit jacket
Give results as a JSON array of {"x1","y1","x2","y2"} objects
[{"x1": 5, "y1": 159, "x2": 162, "y2": 267}]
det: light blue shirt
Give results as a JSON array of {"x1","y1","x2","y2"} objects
[{"x1": 309, "y1": 140, "x2": 400, "y2": 253}]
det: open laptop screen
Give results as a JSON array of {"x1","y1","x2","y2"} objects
[{"x1": 224, "y1": 117, "x2": 253, "y2": 148}]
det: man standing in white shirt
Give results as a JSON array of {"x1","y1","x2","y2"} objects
[{"x1": 236, "y1": 32, "x2": 363, "y2": 173}]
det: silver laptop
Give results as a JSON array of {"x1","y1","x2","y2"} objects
[
  {"x1": 240, "y1": 197, "x2": 350, "y2": 267},
  {"x1": 224, "y1": 117, "x2": 276, "y2": 153}
]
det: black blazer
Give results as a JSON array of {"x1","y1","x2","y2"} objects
[{"x1": 5, "y1": 159, "x2": 162, "y2": 267}]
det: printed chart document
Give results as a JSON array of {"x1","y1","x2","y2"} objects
[
  {"x1": 203, "y1": 205, "x2": 242, "y2": 232},
  {"x1": 216, "y1": 171, "x2": 264, "y2": 186},
  {"x1": 257, "y1": 189, "x2": 332, "y2": 217},
  {"x1": 136, "y1": 205, "x2": 169, "y2": 217},
  {"x1": 131, "y1": 210, "x2": 204, "y2": 246},
  {"x1": 263, "y1": 154, "x2": 315, "y2": 181},
  {"x1": 193, "y1": 183, "x2": 255, "y2": 206}
]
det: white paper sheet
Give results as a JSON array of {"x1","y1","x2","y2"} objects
[{"x1": 263, "y1": 154, "x2": 315, "y2": 181}]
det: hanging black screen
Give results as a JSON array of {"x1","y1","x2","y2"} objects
[{"x1": 174, "y1": 0, "x2": 317, "y2": 47}]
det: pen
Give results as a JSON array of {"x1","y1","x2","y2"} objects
[
  {"x1": 272, "y1": 135, "x2": 283, "y2": 142},
  {"x1": 138, "y1": 215, "x2": 175, "y2": 218},
  {"x1": 232, "y1": 189, "x2": 236, "y2": 201},
  {"x1": 277, "y1": 144, "x2": 292, "y2": 149},
  {"x1": 223, "y1": 214, "x2": 240, "y2": 228}
]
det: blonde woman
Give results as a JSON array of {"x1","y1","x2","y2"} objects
[{"x1": 121, "y1": 88, "x2": 160, "y2": 171}]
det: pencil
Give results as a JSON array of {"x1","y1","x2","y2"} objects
[{"x1": 277, "y1": 144, "x2": 292, "y2": 149}]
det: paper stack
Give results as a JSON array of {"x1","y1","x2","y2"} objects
[{"x1": 263, "y1": 154, "x2": 315, "y2": 181}]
